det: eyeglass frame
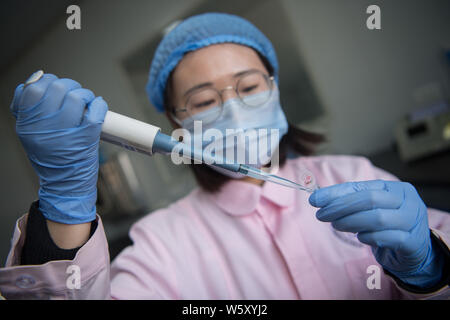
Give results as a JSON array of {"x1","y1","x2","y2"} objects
[{"x1": 169, "y1": 70, "x2": 275, "y2": 125}]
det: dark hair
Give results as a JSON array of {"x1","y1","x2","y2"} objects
[{"x1": 164, "y1": 49, "x2": 326, "y2": 193}]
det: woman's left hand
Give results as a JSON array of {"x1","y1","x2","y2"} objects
[{"x1": 309, "y1": 180, "x2": 443, "y2": 287}]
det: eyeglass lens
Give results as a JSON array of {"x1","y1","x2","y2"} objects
[{"x1": 184, "y1": 72, "x2": 272, "y2": 122}]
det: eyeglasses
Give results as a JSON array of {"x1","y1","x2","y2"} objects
[{"x1": 171, "y1": 70, "x2": 275, "y2": 125}]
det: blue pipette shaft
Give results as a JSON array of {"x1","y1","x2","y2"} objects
[{"x1": 152, "y1": 132, "x2": 241, "y2": 172}]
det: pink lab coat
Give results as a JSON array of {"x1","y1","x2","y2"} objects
[{"x1": 0, "y1": 155, "x2": 449, "y2": 299}]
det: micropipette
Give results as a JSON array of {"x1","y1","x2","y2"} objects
[
  {"x1": 24, "y1": 70, "x2": 319, "y2": 193},
  {"x1": 104, "y1": 113, "x2": 319, "y2": 193}
]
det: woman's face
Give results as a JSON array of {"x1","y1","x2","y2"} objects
[{"x1": 169, "y1": 43, "x2": 269, "y2": 123}]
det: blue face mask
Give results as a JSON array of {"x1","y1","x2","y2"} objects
[{"x1": 181, "y1": 85, "x2": 288, "y2": 178}]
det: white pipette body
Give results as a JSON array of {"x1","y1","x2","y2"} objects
[{"x1": 100, "y1": 111, "x2": 160, "y2": 156}]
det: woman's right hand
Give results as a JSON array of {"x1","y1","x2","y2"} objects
[{"x1": 10, "y1": 72, "x2": 108, "y2": 225}]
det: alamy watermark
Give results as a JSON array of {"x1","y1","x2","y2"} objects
[
  {"x1": 66, "y1": 5, "x2": 81, "y2": 30},
  {"x1": 169, "y1": 121, "x2": 281, "y2": 170},
  {"x1": 66, "y1": 264, "x2": 81, "y2": 290},
  {"x1": 366, "y1": 265, "x2": 381, "y2": 290},
  {"x1": 366, "y1": 5, "x2": 381, "y2": 30},
  {"x1": 65, "y1": 4, "x2": 382, "y2": 33}
]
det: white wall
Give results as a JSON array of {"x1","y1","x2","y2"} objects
[{"x1": 282, "y1": 0, "x2": 450, "y2": 154}]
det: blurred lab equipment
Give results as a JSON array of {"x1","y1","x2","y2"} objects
[
  {"x1": 395, "y1": 104, "x2": 450, "y2": 162},
  {"x1": 395, "y1": 81, "x2": 450, "y2": 162},
  {"x1": 96, "y1": 151, "x2": 147, "y2": 219},
  {"x1": 395, "y1": 47, "x2": 450, "y2": 162}
]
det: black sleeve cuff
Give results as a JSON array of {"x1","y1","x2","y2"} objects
[
  {"x1": 20, "y1": 201, "x2": 98, "y2": 265},
  {"x1": 383, "y1": 231, "x2": 450, "y2": 294}
]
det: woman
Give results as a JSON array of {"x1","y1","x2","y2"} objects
[{"x1": 1, "y1": 13, "x2": 449, "y2": 299}]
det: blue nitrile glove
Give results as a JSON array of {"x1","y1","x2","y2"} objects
[
  {"x1": 309, "y1": 180, "x2": 445, "y2": 288},
  {"x1": 10, "y1": 72, "x2": 108, "y2": 224}
]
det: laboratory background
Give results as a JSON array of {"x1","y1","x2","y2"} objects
[{"x1": 0, "y1": 0, "x2": 449, "y2": 264}]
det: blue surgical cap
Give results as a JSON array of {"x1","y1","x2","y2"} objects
[{"x1": 146, "y1": 12, "x2": 279, "y2": 112}]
